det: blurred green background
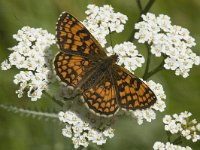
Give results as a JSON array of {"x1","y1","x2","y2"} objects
[{"x1": 0, "y1": 0, "x2": 200, "y2": 149}]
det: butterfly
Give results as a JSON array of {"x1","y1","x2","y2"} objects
[{"x1": 54, "y1": 12, "x2": 157, "y2": 117}]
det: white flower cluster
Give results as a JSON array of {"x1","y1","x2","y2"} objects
[
  {"x1": 1, "y1": 26, "x2": 56, "y2": 101},
  {"x1": 107, "y1": 42, "x2": 145, "y2": 72},
  {"x1": 59, "y1": 111, "x2": 114, "y2": 149},
  {"x1": 153, "y1": 141, "x2": 192, "y2": 150},
  {"x1": 83, "y1": 4, "x2": 128, "y2": 47},
  {"x1": 163, "y1": 111, "x2": 200, "y2": 142},
  {"x1": 131, "y1": 80, "x2": 166, "y2": 125},
  {"x1": 135, "y1": 13, "x2": 200, "y2": 78}
]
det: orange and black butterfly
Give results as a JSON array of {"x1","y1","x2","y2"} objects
[{"x1": 54, "y1": 12, "x2": 157, "y2": 117}]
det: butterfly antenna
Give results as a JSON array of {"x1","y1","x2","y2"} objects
[{"x1": 108, "y1": 27, "x2": 113, "y2": 48}]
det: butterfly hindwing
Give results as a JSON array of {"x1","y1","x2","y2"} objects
[
  {"x1": 56, "y1": 12, "x2": 106, "y2": 57},
  {"x1": 82, "y1": 74, "x2": 119, "y2": 117},
  {"x1": 113, "y1": 65, "x2": 157, "y2": 110}
]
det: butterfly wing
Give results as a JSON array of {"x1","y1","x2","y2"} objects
[
  {"x1": 54, "y1": 52, "x2": 94, "y2": 87},
  {"x1": 82, "y1": 73, "x2": 119, "y2": 117},
  {"x1": 113, "y1": 65, "x2": 157, "y2": 110},
  {"x1": 55, "y1": 12, "x2": 107, "y2": 87},
  {"x1": 56, "y1": 12, "x2": 107, "y2": 57}
]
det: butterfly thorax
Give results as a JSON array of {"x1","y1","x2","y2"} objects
[
  {"x1": 98, "y1": 54, "x2": 118, "y2": 71},
  {"x1": 76, "y1": 54, "x2": 118, "y2": 91}
]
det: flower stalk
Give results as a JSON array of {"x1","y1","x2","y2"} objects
[
  {"x1": 0, "y1": 104, "x2": 58, "y2": 119},
  {"x1": 128, "y1": 0, "x2": 156, "y2": 41},
  {"x1": 143, "y1": 57, "x2": 165, "y2": 80}
]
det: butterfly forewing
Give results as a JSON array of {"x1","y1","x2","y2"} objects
[
  {"x1": 54, "y1": 52, "x2": 92, "y2": 87},
  {"x1": 56, "y1": 12, "x2": 107, "y2": 57},
  {"x1": 113, "y1": 65, "x2": 157, "y2": 110}
]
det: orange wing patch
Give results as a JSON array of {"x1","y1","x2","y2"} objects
[
  {"x1": 114, "y1": 65, "x2": 157, "y2": 110},
  {"x1": 54, "y1": 52, "x2": 91, "y2": 87},
  {"x1": 83, "y1": 77, "x2": 119, "y2": 117},
  {"x1": 56, "y1": 12, "x2": 106, "y2": 57}
]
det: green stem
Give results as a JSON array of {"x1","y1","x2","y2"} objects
[
  {"x1": 0, "y1": 104, "x2": 58, "y2": 119},
  {"x1": 128, "y1": 0, "x2": 156, "y2": 41},
  {"x1": 136, "y1": 0, "x2": 143, "y2": 12},
  {"x1": 166, "y1": 131, "x2": 172, "y2": 142},
  {"x1": 143, "y1": 58, "x2": 165, "y2": 80},
  {"x1": 143, "y1": 43, "x2": 152, "y2": 79},
  {"x1": 88, "y1": 144, "x2": 102, "y2": 150},
  {"x1": 44, "y1": 91, "x2": 64, "y2": 107},
  {"x1": 173, "y1": 135, "x2": 183, "y2": 145},
  {"x1": 141, "y1": 0, "x2": 156, "y2": 14}
]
